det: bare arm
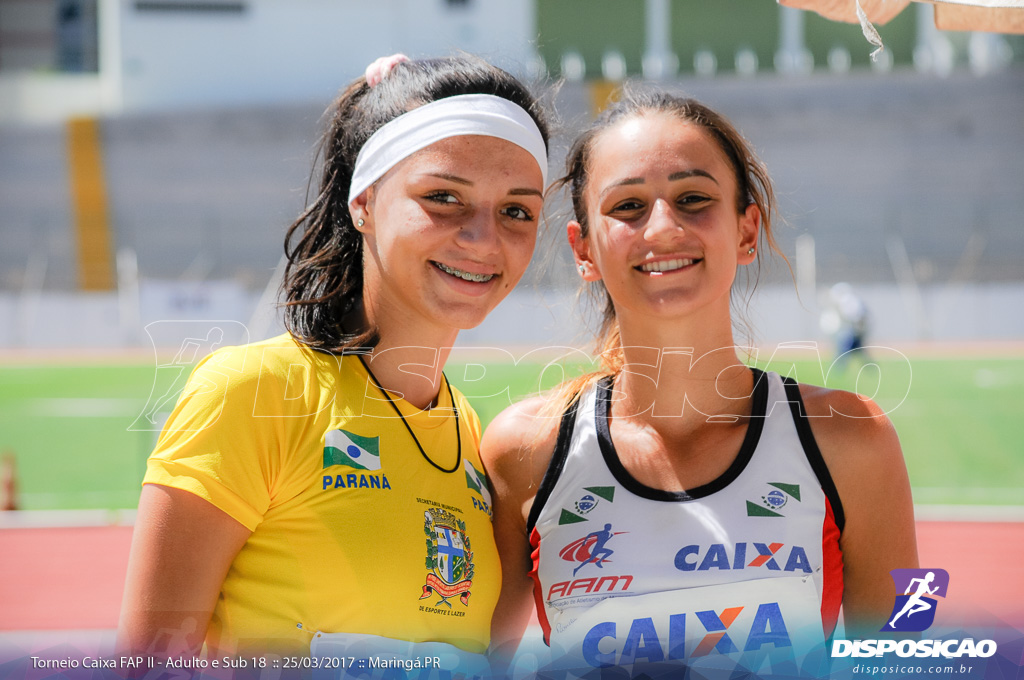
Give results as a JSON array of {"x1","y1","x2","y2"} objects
[
  {"x1": 117, "y1": 483, "x2": 251, "y2": 657},
  {"x1": 801, "y1": 385, "x2": 918, "y2": 636},
  {"x1": 481, "y1": 398, "x2": 558, "y2": 668}
]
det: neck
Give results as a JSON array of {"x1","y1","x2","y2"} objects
[
  {"x1": 363, "y1": 341, "x2": 455, "y2": 411},
  {"x1": 611, "y1": 303, "x2": 754, "y2": 427},
  {"x1": 348, "y1": 303, "x2": 460, "y2": 413}
]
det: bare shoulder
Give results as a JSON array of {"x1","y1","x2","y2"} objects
[
  {"x1": 796, "y1": 383, "x2": 903, "y2": 477},
  {"x1": 480, "y1": 395, "x2": 561, "y2": 503},
  {"x1": 481, "y1": 395, "x2": 556, "y2": 451},
  {"x1": 796, "y1": 381, "x2": 914, "y2": 555},
  {"x1": 796, "y1": 383, "x2": 918, "y2": 631}
]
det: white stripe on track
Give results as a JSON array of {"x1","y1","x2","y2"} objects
[
  {"x1": 914, "y1": 503, "x2": 1024, "y2": 522},
  {"x1": 0, "y1": 509, "x2": 137, "y2": 529}
]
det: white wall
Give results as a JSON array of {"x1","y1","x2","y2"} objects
[
  {"x1": 0, "y1": 73, "x2": 114, "y2": 125},
  {"x1": 0, "y1": 0, "x2": 536, "y2": 122},
  {"x1": 386, "y1": 0, "x2": 535, "y2": 75},
  {"x1": 116, "y1": 0, "x2": 535, "y2": 113},
  {"x1": 0, "y1": 0, "x2": 121, "y2": 124}
]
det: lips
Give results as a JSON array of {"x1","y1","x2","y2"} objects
[{"x1": 432, "y1": 261, "x2": 497, "y2": 283}]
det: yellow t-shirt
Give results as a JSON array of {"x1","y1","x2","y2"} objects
[{"x1": 144, "y1": 334, "x2": 498, "y2": 655}]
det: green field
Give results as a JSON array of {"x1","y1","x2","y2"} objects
[{"x1": 1, "y1": 354, "x2": 1021, "y2": 510}]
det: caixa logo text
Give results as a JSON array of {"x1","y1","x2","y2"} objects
[
  {"x1": 831, "y1": 639, "x2": 996, "y2": 659},
  {"x1": 581, "y1": 603, "x2": 791, "y2": 667},
  {"x1": 674, "y1": 542, "x2": 812, "y2": 573}
]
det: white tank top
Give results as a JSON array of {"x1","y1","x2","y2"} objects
[{"x1": 527, "y1": 369, "x2": 844, "y2": 675}]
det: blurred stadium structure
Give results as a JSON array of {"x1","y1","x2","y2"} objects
[{"x1": 1, "y1": 0, "x2": 1022, "y2": 349}]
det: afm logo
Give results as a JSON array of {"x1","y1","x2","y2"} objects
[
  {"x1": 559, "y1": 524, "x2": 627, "y2": 576},
  {"x1": 547, "y1": 574, "x2": 634, "y2": 602},
  {"x1": 881, "y1": 568, "x2": 949, "y2": 632}
]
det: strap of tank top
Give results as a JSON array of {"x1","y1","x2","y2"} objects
[
  {"x1": 781, "y1": 376, "x2": 846, "y2": 533},
  {"x1": 525, "y1": 386, "x2": 590, "y2": 534}
]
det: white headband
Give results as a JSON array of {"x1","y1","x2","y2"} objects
[{"x1": 347, "y1": 93, "x2": 548, "y2": 205}]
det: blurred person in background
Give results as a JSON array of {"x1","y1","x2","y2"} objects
[
  {"x1": 118, "y1": 53, "x2": 550, "y2": 672},
  {"x1": 820, "y1": 281, "x2": 870, "y2": 369},
  {"x1": 484, "y1": 89, "x2": 916, "y2": 676}
]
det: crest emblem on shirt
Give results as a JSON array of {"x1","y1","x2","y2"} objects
[
  {"x1": 559, "y1": 485, "x2": 616, "y2": 525},
  {"x1": 746, "y1": 482, "x2": 801, "y2": 517},
  {"x1": 421, "y1": 507, "x2": 474, "y2": 609}
]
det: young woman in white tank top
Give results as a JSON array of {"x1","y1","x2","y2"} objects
[{"x1": 482, "y1": 90, "x2": 916, "y2": 677}]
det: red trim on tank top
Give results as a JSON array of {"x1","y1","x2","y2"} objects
[
  {"x1": 821, "y1": 496, "x2": 844, "y2": 637},
  {"x1": 528, "y1": 526, "x2": 553, "y2": 646}
]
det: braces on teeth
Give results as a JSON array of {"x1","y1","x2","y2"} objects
[{"x1": 435, "y1": 262, "x2": 495, "y2": 283}]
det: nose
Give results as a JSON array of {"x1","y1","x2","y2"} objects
[
  {"x1": 643, "y1": 199, "x2": 684, "y2": 243},
  {"x1": 455, "y1": 208, "x2": 502, "y2": 258}
]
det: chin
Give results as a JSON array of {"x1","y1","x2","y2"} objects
[
  {"x1": 433, "y1": 304, "x2": 494, "y2": 333},
  {"x1": 452, "y1": 311, "x2": 493, "y2": 331}
]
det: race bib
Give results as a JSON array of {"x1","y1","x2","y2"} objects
[{"x1": 545, "y1": 575, "x2": 827, "y2": 678}]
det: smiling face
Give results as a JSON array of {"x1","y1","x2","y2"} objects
[
  {"x1": 352, "y1": 134, "x2": 544, "y2": 339},
  {"x1": 569, "y1": 111, "x2": 759, "y2": 326}
]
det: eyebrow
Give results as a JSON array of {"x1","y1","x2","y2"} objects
[
  {"x1": 429, "y1": 172, "x2": 472, "y2": 185},
  {"x1": 508, "y1": 187, "x2": 544, "y2": 198},
  {"x1": 599, "y1": 169, "x2": 719, "y2": 199},
  {"x1": 427, "y1": 173, "x2": 543, "y2": 198},
  {"x1": 670, "y1": 169, "x2": 717, "y2": 183}
]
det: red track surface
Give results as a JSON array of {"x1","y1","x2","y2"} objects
[
  {"x1": 1, "y1": 522, "x2": 1022, "y2": 631},
  {"x1": 0, "y1": 526, "x2": 134, "y2": 631},
  {"x1": 916, "y1": 521, "x2": 1024, "y2": 628}
]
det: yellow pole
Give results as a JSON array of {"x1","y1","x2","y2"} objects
[
  {"x1": 588, "y1": 80, "x2": 622, "y2": 117},
  {"x1": 67, "y1": 117, "x2": 115, "y2": 291}
]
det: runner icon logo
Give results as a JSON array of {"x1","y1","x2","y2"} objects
[
  {"x1": 833, "y1": 567, "x2": 996, "y2": 659},
  {"x1": 881, "y1": 568, "x2": 949, "y2": 632},
  {"x1": 558, "y1": 524, "x2": 627, "y2": 577}
]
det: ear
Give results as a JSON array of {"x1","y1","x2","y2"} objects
[
  {"x1": 737, "y1": 203, "x2": 761, "y2": 265},
  {"x1": 568, "y1": 220, "x2": 602, "y2": 282},
  {"x1": 349, "y1": 186, "x2": 375, "y2": 236}
]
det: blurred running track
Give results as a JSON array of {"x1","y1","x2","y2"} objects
[{"x1": 1, "y1": 520, "x2": 1023, "y2": 633}]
